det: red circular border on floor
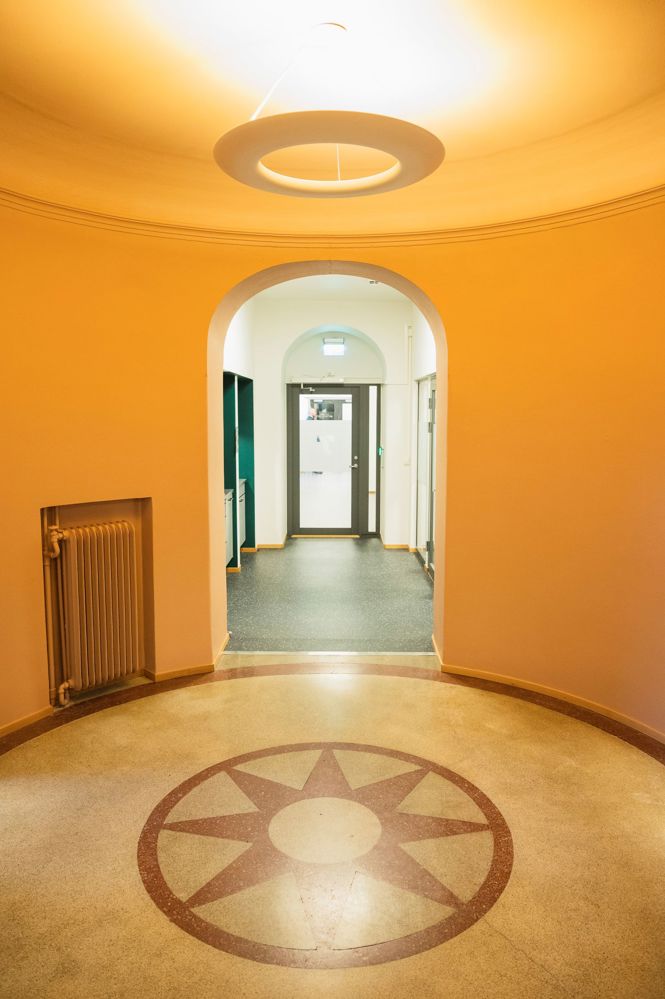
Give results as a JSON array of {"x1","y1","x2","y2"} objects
[{"x1": 137, "y1": 741, "x2": 513, "y2": 968}]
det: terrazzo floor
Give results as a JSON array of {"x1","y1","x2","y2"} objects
[
  {"x1": 2, "y1": 661, "x2": 665, "y2": 998},
  {"x1": 227, "y1": 538, "x2": 433, "y2": 652}
]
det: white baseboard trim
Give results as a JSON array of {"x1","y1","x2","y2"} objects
[
  {"x1": 214, "y1": 633, "x2": 231, "y2": 670},
  {"x1": 431, "y1": 633, "x2": 444, "y2": 666}
]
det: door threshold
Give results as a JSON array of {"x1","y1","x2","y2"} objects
[
  {"x1": 291, "y1": 534, "x2": 360, "y2": 539},
  {"x1": 222, "y1": 650, "x2": 437, "y2": 657}
]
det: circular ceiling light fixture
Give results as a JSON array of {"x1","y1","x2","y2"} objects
[
  {"x1": 214, "y1": 110, "x2": 445, "y2": 198},
  {"x1": 213, "y1": 22, "x2": 445, "y2": 199}
]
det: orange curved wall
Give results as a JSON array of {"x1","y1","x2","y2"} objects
[{"x1": 1, "y1": 201, "x2": 664, "y2": 738}]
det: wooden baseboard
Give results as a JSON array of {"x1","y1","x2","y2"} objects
[
  {"x1": 145, "y1": 663, "x2": 215, "y2": 683},
  {"x1": 383, "y1": 543, "x2": 409, "y2": 550},
  {"x1": 442, "y1": 661, "x2": 665, "y2": 745},
  {"x1": 226, "y1": 566, "x2": 241, "y2": 573},
  {"x1": 240, "y1": 547, "x2": 257, "y2": 553},
  {"x1": 257, "y1": 536, "x2": 287, "y2": 549},
  {"x1": 0, "y1": 705, "x2": 53, "y2": 738}
]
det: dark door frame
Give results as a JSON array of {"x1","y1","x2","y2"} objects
[
  {"x1": 414, "y1": 376, "x2": 436, "y2": 579},
  {"x1": 287, "y1": 383, "x2": 376, "y2": 537},
  {"x1": 426, "y1": 384, "x2": 436, "y2": 578}
]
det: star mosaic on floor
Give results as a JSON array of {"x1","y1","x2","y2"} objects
[{"x1": 138, "y1": 742, "x2": 513, "y2": 968}]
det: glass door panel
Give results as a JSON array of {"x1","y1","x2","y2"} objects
[{"x1": 299, "y1": 392, "x2": 353, "y2": 529}]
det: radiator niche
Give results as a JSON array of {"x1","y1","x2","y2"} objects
[{"x1": 41, "y1": 498, "x2": 155, "y2": 706}]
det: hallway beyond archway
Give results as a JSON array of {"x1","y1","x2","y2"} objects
[
  {"x1": 226, "y1": 538, "x2": 433, "y2": 652},
  {"x1": 208, "y1": 261, "x2": 448, "y2": 664}
]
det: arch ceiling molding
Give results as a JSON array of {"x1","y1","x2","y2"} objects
[
  {"x1": 1, "y1": 0, "x2": 664, "y2": 238},
  {"x1": 3, "y1": 185, "x2": 664, "y2": 249}
]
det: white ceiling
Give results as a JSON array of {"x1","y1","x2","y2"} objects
[{"x1": 1, "y1": 0, "x2": 663, "y2": 234}]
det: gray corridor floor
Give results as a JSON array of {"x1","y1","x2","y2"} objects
[{"x1": 226, "y1": 538, "x2": 434, "y2": 652}]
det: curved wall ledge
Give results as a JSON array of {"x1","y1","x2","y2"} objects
[
  {"x1": 1, "y1": 184, "x2": 664, "y2": 247},
  {"x1": 428, "y1": 633, "x2": 665, "y2": 748},
  {"x1": 441, "y1": 663, "x2": 665, "y2": 746},
  {"x1": 1, "y1": 663, "x2": 663, "y2": 763}
]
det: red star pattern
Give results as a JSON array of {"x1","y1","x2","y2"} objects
[{"x1": 162, "y1": 748, "x2": 489, "y2": 948}]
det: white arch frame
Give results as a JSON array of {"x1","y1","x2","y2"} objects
[{"x1": 207, "y1": 260, "x2": 448, "y2": 662}]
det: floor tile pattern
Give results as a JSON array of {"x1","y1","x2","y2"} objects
[
  {"x1": 226, "y1": 539, "x2": 434, "y2": 652},
  {"x1": 138, "y1": 742, "x2": 512, "y2": 968},
  {"x1": 3, "y1": 672, "x2": 665, "y2": 997}
]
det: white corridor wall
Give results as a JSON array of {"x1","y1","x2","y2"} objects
[{"x1": 223, "y1": 292, "x2": 436, "y2": 546}]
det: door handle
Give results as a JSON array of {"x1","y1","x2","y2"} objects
[{"x1": 349, "y1": 463, "x2": 359, "y2": 469}]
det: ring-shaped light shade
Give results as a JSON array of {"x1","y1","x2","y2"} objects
[{"x1": 213, "y1": 111, "x2": 445, "y2": 198}]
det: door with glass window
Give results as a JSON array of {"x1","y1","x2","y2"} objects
[{"x1": 287, "y1": 385, "x2": 375, "y2": 535}]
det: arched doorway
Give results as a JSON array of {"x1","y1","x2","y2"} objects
[
  {"x1": 208, "y1": 261, "x2": 448, "y2": 662},
  {"x1": 283, "y1": 324, "x2": 385, "y2": 538}
]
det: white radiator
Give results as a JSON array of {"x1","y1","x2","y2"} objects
[{"x1": 54, "y1": 521, "x2": 141, "y2": 692}]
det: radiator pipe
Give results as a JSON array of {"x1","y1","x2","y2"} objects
[
  {"x1": 46, "y1": 526, "x2": 67, "y2": 559},
  {"x1": 43, "y1": 546, "x2": 58, "y2": 703},
  {"x1": 41, "y1": 513, "x2": 63, "y2": 703},
  {"x1": 57, "y1": 681, "x2": 71, "y2": 708}
]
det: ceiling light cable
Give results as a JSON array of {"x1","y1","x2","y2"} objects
[
  {"x1": 250, "y1": 48, "x2": 304, "y2": 121},
  {"x1": 250, "y1": 22, "x2": 347, "y2": 122}
]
